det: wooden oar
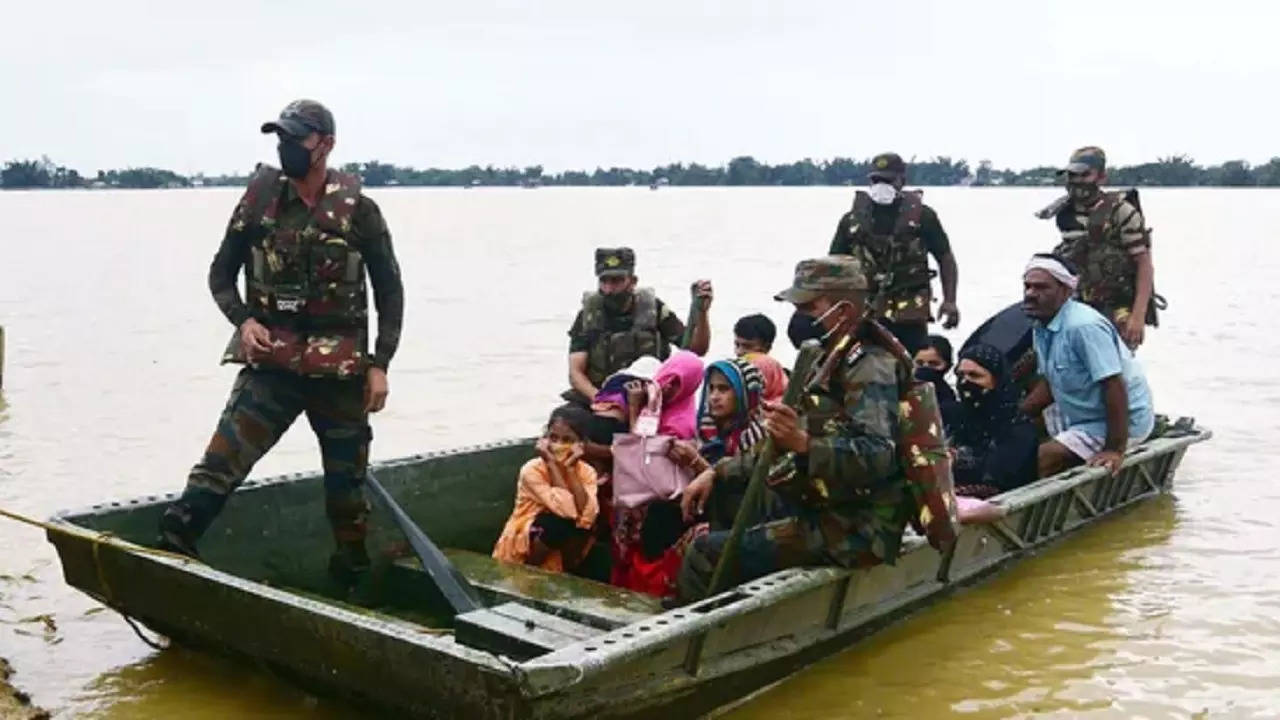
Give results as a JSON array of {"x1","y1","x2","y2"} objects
[
  {"x1": 364, "y1": 468, "x2": 483, "y2": 615},
  {"x1": 702, "y1": 340, "x2": 824, "y2": 598}
]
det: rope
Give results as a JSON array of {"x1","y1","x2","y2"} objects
[{"x1": 0, "y1": 505, "x2": 187, "y2": 652}]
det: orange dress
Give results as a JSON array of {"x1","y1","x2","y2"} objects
[{"x1": 492, "y1": 458, "x2": 599, "y2": 572}]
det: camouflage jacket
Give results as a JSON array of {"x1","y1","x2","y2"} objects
[
  {"x1": 1052, "y1": 190, "x2": 1154, "y2": 325},
  {"x1": 209, "y1": 165, "x2": 404, "y2": 373},
  {"x1": 830, "y1": 191, "x2": 934, "y2": 323},
  {"x1": 713, "y1": 343, "x2": 913, "y2": 565}
]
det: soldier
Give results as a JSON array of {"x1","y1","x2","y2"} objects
[
  {"x1": 828, "y1": 152, "x2": 961, "y2": 355},
  {"x1": 157, "y1": 99, "x2": 405, "y2": 586},
  {"x1": 676, "y1": 256, "x2": 913, "y2": 601},
  {"x1": 1039, "y1": 146, "x2": 1158, "y2": 350},
  {"x1": 564, "y1": 247, "x2": 712, "y2": 404}
]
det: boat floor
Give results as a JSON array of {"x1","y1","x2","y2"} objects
[{"x1": 385, "y1": 550, "x2": 660, "y2": 630}]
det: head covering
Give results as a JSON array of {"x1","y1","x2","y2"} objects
[
  {"x1": 743, "y1": 352, "x2": 788, "y2": 403},
  {"x1": 594, "y1": 247, "x2": 636, "y2": 278},
  {"x1": 869, "y1": 152, "x2": 907, "y2": 182},
  {"x1": 593, "y1": 355, "x2": 662, "y2": 413},
  {"x1": 952, "y1": 343, "x2": 1021, "y2": 451},
  {"x1": 261, "y1": 99, "x2": 335, "y2": 137},
  {"x1": 775, "y1": 255, "x2": 869, "y2": 303},
  {"x1": 1057, "y1": 146, "x2": 1106, "y2": 175},
  {"x1": 652, "y1": 350, "x2": 704, "y2": 439},
  {"x1": 1024, "y1": 254, "x2": 1079, "y2": 291},
  {"x1": 697, "y1": 358, "x2": 766, "y2": 464}
]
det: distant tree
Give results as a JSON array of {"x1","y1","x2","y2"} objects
[
  {"x1": 359, "y1": 161, "x2": 397, "y2": 187},
  {"x1": 2, "y1": 159, "x2": 50, "y2": 188},
  {"x1": 726, "y1": 156, "x2": 765, "y2": 185},
  {"x1": 1254, "y1": 158, "x2": 1280, "y2": 186},
  {"x1": 973, "y1": 159, "x2": 994, "y2": 186}
]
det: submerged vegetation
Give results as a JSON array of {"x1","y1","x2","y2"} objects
[{"x1": 5, "y1": 154, "x2": 1280, "y2": 190}]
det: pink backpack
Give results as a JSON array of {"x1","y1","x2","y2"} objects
[{"x1": 611, "y1": 385, "x2": 692, "y2": 509}]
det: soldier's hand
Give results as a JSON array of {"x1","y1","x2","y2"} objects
[
  {"x1": 1121, "y1": 314, "x2": 1145, "y2": 350},
  {"x1": 762, "y1": 401, "x2": 809, "y2": 455},
  {"x1": 681, "y1": 470, "x2": 715, "y2": 522},
  {"x1": 239, "y1": 318, "x2": 272, "y2": 359},
  {"x1": 364, "y1": 367, "x2": 389, "y2": 413},
  {"x1": 939, "y1": 301, "x2": 961, "y2": 330},
  {"x1": 691, "y1": 279, "x2": 713, "y2": 309}
]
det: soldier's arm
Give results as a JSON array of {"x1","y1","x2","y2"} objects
[
  {"x1": 567, "y1": 312, "x2": 598, "y2": 399},
  {"x1": 803, "y1": 353, "x2": 900, "y2": 497},
  {"x1": 207, "y1": 213, "x2": 253, "y2": 327},
  {"x1": 1116, "y1": 202, "x2": 1154, "y2": 320},
  {"x1": 663, "y1": 298, "x2": 709, "y2": 356},
  {"x1": 354, "y1": 197, "x2": 405, "y2": 371},
  {"x1": 828, "y1": 212, "x2": 854, "y2": 255},
  {"x1": 922, "y1": 207, "x2": 958, "y2": 306}
]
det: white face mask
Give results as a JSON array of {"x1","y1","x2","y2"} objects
[{"x1": 868, "y1": 182, "x2": 898, "y2": 205}]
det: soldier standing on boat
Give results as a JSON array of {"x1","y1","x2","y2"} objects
[
  {"x1": 158, "y1": 100, "x2": 405, "y2": 586},
  {"x1": 676, "y1": 256, "x2": 913, "y2": 601},
  {"x1": 564, "y1": 247, "x2": 712, "y2": 405},
  {"x1": 827, "y1": 152, "x2": 961, "y2": 355},
  {"x1": 1036, "y1": 146, "x2": 1159, "y2": 350}
]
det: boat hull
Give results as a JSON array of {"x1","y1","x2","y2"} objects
[{"x1": 47, "y1": 427, "x2": 1210, "y2": 718}]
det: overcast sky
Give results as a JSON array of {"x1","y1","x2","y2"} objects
[{"x1": 2, "y1": 0, "x2": 1274, "y2": 175}]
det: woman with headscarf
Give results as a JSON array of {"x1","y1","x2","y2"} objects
[
  {"x1": 741, "y1": 352, "x2": 788, "y2": 404},
  {"x1": 950, "y1": 343, "x2": 1038, "y2": 498},
  {"x1": 610, "y1": 351, "x2": 704, "y2": 597},
  {"x1": 668, "y1": 357, "x2": 792, "y2": 531}
]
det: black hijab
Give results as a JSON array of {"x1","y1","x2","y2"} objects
[{"x1": 953, "y1": 343, "x2": 1022, "y2": 449}]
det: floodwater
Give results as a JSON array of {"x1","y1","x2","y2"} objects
[{"x1": 0, "y1": 186, "x2": 1274, "y2": 718}]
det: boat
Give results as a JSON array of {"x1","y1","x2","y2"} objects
[{"x1": 45, "y1": 422, "x2": 1209, "y2": 719}]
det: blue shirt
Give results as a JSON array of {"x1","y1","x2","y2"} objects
[{"x1": 1033, "y1": 299, "x2": 1154, "y2": 440}]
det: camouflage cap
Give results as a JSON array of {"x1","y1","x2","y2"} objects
[
  {"x1": 774, "y1": 255, "x2": 869, "y2": 303},
  {"x1": 260, "y1": 99, "x2": 335, "y2": 138},
  {"x1": 1058, "y1": 146, "x2": 1106, "y2": 175},
  {"x1": 869, "y1": 152, "x2": 907, "y2": 181},
  {"x1": 595, "y1": 247, "x2": 635, "y2": 277}
]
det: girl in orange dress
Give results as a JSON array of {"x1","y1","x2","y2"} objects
[{"x1": 492, "y1": 405, "x2": 599, "y2": 572}]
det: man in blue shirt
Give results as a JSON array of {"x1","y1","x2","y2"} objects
[{"x1": 1019, "y1": 254, "x2": 1154, "y2": 477}]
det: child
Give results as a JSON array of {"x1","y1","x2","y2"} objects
[
  {"x1": 733, "y1": 313, "x2": 777, "y2": 356},
  {"x1": 492, "y1": 405, "x2": 599, "y2": 572}
]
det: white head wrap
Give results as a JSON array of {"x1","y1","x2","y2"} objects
[{"x1": 1024, "y1": 255, "x2": 1078, "y2": 290}]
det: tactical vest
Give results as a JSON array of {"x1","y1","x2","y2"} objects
[
  {"x1": 767, "y1": 326, "x2": 957, "y2": 564},
  {"x1": 842, "y1": 191, "x2": 933, "y2": 323},
  {"x1": 580, "y1": 288, "x2": 666, "y2": 386},
  {"x1": 221, "y1": 164, "x2": 370, "y2": 378},
  {"x1": 1052, "y1": 190, "x2": 1159, "y2": 327}
]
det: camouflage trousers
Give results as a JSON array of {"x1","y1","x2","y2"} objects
[
  {"x1": 676, "y1": 512, "x2": 891, "y2": 602},
  {"x1": 159, "y1": 368, "x2": 371, "y2": 570}
]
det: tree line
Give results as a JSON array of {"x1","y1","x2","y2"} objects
[{"x1": 6, "y1": 153, "x2": 1280, "y2": 189}]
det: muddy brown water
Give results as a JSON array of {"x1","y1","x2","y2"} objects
[{"x1": 0, "y1": 187, "x2": 1274, "y2": 717}]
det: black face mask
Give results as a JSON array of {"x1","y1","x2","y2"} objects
[
  {"x1": 958, "y1": 380, "x2": 992, "y2": 410},
  {"x1": 601, "y1": 290, "x2": 632, "y2": 314},
  {"x1": 787, "y1": 311, "x2": 825, "y2": 349},
  {"x1": 914, "y1": 366, "x2": 946, "y2": 385},
  {"x1": 277, "y1": 138, "x2": 314, "y2": 180},
  {"x1": 1067, "y1": 180, "x2": 1100, "y2": 203}
]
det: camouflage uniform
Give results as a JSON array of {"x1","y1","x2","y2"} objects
[
  {"x1": 1045, "y1": 146, "x2": 1158, "y2": 330},
  {"x1": 828, "y1": 153, "x2": 954, "y2": 355},
  {"x1": 159, "y1": 100, "x2": 404, "y2": 578},
  {"x1": 566, "y1": 247, "x2": 687, "y2": 393},
  {"x1": 678, "y1": 257, "x2": 913, "y2": 600}
]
